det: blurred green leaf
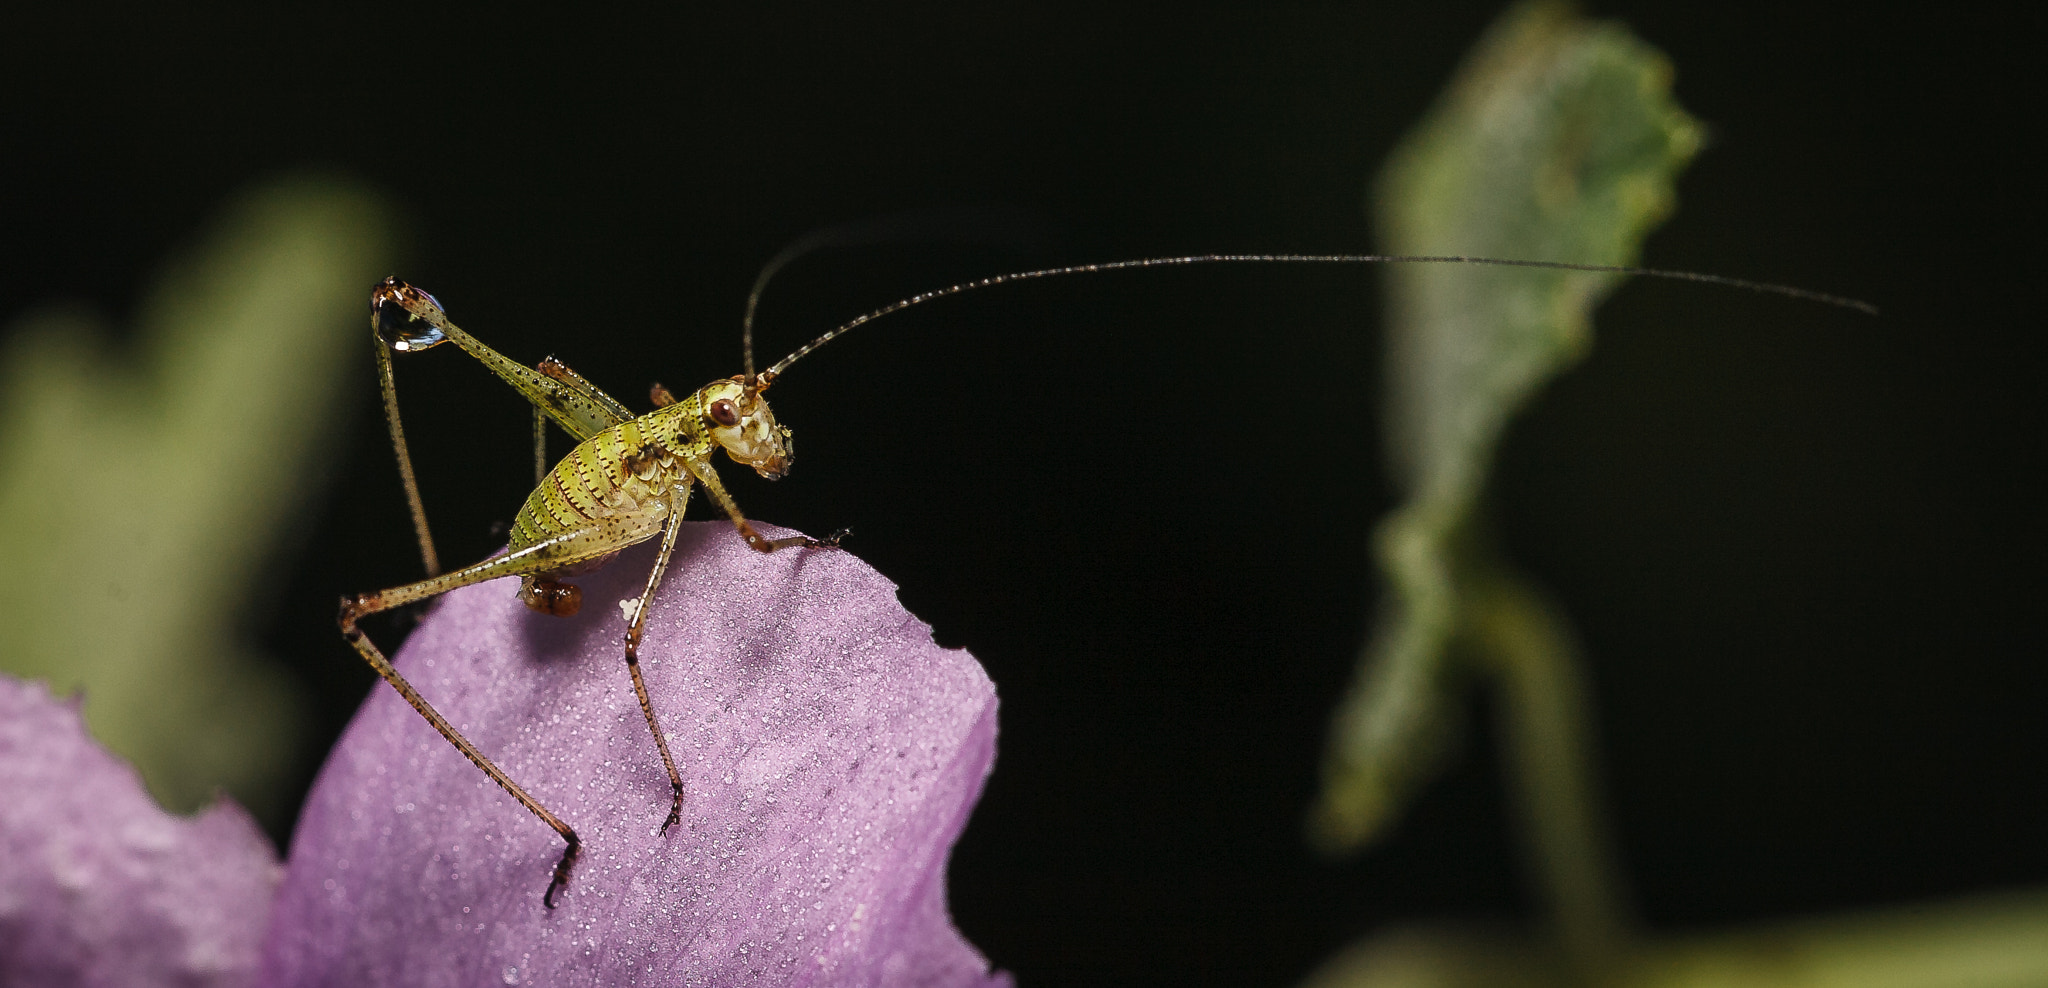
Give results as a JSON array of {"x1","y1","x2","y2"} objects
[
  {"x1": 1301, "y1": 890, "x2": 2048, "y2": 988},
  {"x1": 1309, "y1": 0, "x2": 1700, "y2": 958},
  {"x1": 1622, "y1": 889, "x2": 2048, "y2": 988},
  {"x1": 1301, "y1": 927, "x2": 1568, "y2": 988},
  {"x1": 1302, "y1": 5, "x2": 2048, "y2": 984},
  {"x1": 0, "y1": 177, "x2": 393, "y2": 820},
  {"x1": 1313, "y1": 0, "x2": 1699, "y2": 852}
]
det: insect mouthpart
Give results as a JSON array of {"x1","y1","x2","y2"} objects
[{"x1": 755, "y1": 444, "x2": 792, "y2": 482}]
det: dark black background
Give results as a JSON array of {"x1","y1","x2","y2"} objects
[{"x1": 4, "y1": 3, "x2": 2042, "y2": 985}]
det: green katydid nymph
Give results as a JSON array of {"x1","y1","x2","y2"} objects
[{"x1": 340, "y1": 254, "x2": 1873, "y2": 907}]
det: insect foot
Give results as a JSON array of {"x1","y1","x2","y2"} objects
[
  {"x1": 542, "y1": 839, "x2": 581, "y2": 910},
  {"x1": 737, "y1": 520, "x2": 848, "y2": 553}
]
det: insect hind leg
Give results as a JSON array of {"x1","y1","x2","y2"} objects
[
  {"x1": 337, "y1": 542, "x2": 607, "y2": 907},
  {"x1": 337, "y1": 601, "x2": 583, "y2": 907}
]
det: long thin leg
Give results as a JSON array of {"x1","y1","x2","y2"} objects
[
  {"x1": 377, "y1": 279, "x2": 630, "y2": 444},
  {"x1": 532, "y1": 405, "x2": 548, "y2": 489},
  {"x1": 374, "y1": 337, "x2": 441, "y2": 577},
  {"x1": 337, "y1": 537, "x2": 607, "y2": 908},
  {"x1": 535, "y1": 355, "x2": 634, "y2": 429},
  {"x1": 529, "y1": 354, "x2": 636, "y2": 484},
  {"x1": 339, "y1": 617, "x2": 581, "y2": 907},
  {"x1": 621, "y1": 495, "x2": 692, "y2": 835},
  {"x1": 685, "y1": 455, "x2": 846, "y2": 553}
]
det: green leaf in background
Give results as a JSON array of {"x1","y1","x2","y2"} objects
[
  {"x1": 1300, "y1": 888, "x2": 2048, "y2": 988},
  {"x1": 1304, "y1": 5, "x2": 2048, "y2": 985},
  {"x1": 1309, "y1": 0, "x2": 1700, "y2": 958},
  {"x1": 0, "y1": 177, "x2": 393, "y2": 822}
]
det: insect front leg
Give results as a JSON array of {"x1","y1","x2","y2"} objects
[
  {"x1": 338, "y1": 538, "x2": 606, "y2": 908},
  {"x1": 685, "y1": 455, "x2": 845, "y2": 553}
]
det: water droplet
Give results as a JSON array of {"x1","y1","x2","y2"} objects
[{"x1": 371, "y1": 277, "x2": 449, "y2": 352}]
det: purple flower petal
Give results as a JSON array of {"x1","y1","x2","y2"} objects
[
  {"x1": 0, "y1": 675, "x2": 283, "y2": 987},
  {"x1": 261, "y1": 523, "x2": 1007, "y2": 987}
]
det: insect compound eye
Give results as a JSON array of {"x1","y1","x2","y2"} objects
[
  {"x1": 370, "y1": 277, "x2": 449, "y2": 352},
  {"x1": 708, "y1": 398, "x2": 740, "y2": 427}
]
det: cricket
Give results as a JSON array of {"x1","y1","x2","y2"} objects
[{"x1": 341, "y1": 253, "x2": 1875, "y2": 907}]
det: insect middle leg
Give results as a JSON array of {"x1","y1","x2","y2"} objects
[{"x1": 619, "y1": 501, "x2": 693, "y2": 835}]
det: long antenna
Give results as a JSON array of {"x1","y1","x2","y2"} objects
[
  {"x1": 741, "y1": 230, "x2": 837, "y2": 383},
  {"x1": 751, "y1": 253, "x2": 1878, "y2": 385},
  {"x1": 741, "y1": 208, "x2": 1053, "y2": 383}
]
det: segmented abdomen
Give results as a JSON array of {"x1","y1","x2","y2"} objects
[{"x1": 506, "y1": 418, "x2": 686, "y2": 561}]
